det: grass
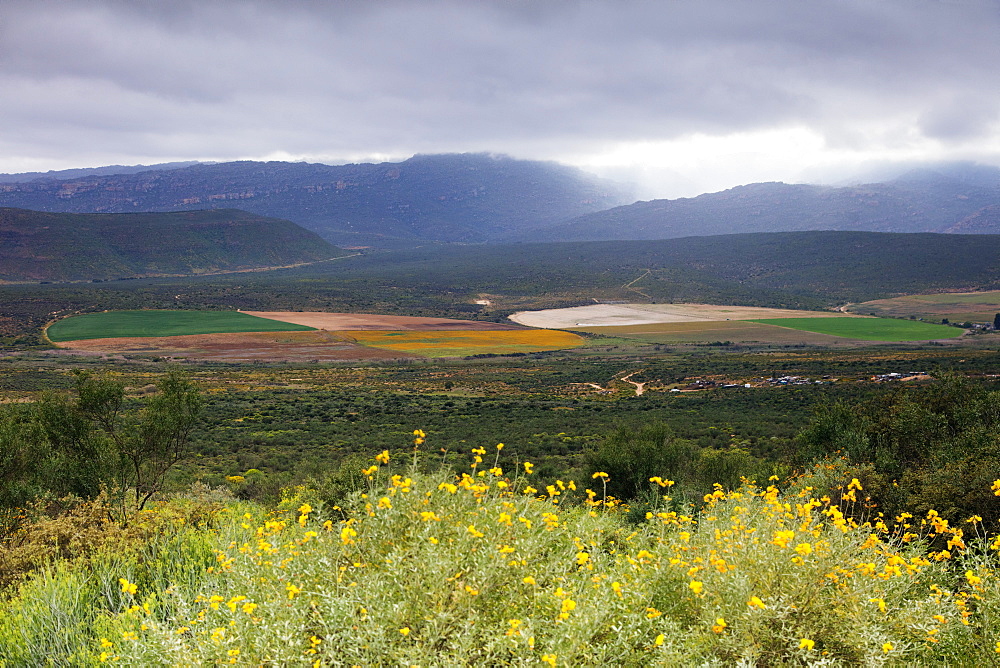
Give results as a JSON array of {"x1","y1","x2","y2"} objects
[
  {"x1": 346, "y1": 329, "x2": 586, "y2": 357},
  {"x1": 47, "y1": 310, "x2": 315, "y2": 342},
  {"x1": 747, "y1": 317, "x2": 963, "y2": 342},
  {"x1": 2, "y1": 452, "x2": 1000, "y2": 666}
]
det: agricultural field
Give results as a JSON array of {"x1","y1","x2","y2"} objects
[
  {"x1": 47, "y1": 310, "x2": 314, "y2": 342},
  {"x1": 510, "y1": 303, "x2": 849, "y2": 328},
  {"x1": 520, "y1": 303, "x2": 964, "y2": 345},
  {"x1": 848, "y1": 290, "x2": 1000, "y2": 323},
  {"x1": 49, "y1": 310, "x2": 577, "y2": 361},
  {"x1": 53, "y1": 331, "x2": 416, "y2": 363},
  {"x1": 748, "y1": 317, "x2": 963, "y2": 342},
  {"x1": 348, "y1": 329, "x2": 586, "y2": 357},
  {"x1": 572, "y1": 320, "x2": 854, "y2": 345},
  {"x1": 245, "y1": 311, "x2": 522, "y2": 331}
]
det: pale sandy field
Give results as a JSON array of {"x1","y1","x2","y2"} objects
[{"x1": 509, "y1": 303, "x2": 854, "y2": 329}]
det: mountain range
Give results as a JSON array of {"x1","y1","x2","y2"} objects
[
  {"x1": 0, "y1": 154, "x2": 628, "y2": 246},
  {"x1": 3, "y1": 157, "x2": 1000, "y2": 246},
  {"x1": 525, "y1": 163, "x2": 1000, "y2": 241}
]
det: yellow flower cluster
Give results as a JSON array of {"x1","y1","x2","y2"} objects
[{"x1": 80, "y1": 437, "x2": 1000, "y2": 666}]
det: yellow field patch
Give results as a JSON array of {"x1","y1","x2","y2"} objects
[{"x1": 344, "y1": 329, "x2": 585, "y2": 357}]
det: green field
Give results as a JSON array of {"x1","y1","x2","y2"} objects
[
  {"x1": 47, "y1": 310, "x2": 315, "y2": 342},
  {"x1": 747, "y1": 317, "x2": 963, "y2": 341}
]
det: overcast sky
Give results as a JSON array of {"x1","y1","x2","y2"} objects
[{"x1": 2, "y1": 0, "x2": 999, "y2": 197}]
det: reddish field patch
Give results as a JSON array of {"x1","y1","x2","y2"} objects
[{"x1": 57, "y1": 331, "x2": 420, "y2": 363}]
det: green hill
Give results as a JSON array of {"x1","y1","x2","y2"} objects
[
  {"x1": 0, "y1": 208, "x2": 344, "y2": 282},
  {"x1": 291, "y1": 231, "x2": 1000, "y2": 307}
]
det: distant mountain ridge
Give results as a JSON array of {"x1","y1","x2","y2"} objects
[
  {"x1": 0, "y1": 208, "x2": 343, "y2": 282},
  {"x1": 0, "y1": 162, "x2": 203, "y2": 184},
  {"x1": 6, "y1": 157, "x2": 1000, "y2": 244},
  {"x1": 0, "y1": 154, "x2": 629, "y2": 246},
  {"x1": 525, "y1": 164, "x2": 1000, "y2": 241}
]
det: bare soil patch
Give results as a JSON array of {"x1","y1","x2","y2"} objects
[
  {"x1": 510, "y1": 303, "x2": 854, "y2": 329},
  {"x1": 244, "y1": 312, "x2": 522, "y2": 331},
  {"x1": 57, "y1": 331, "x2": 419, "y2": 363}
]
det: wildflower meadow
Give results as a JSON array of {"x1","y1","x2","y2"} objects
[{"x1": 2, "y1": 433, "x2": 1000, "y2": 667}]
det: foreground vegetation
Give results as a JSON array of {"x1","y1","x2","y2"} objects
[{"x1": 2, "y1": 446, "x2": 1000, "y2": 666}]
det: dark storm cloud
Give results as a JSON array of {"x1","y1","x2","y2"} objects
[{"x1": 1, "y1": 0, "x2": 998, "y2": 171}]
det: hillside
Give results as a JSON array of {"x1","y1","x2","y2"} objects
[
  {"x1": 524, "y1": 164, "x2": 1000, "y2": 241},
  {"x1": 0, "y1": 208, "x2": 343, "y2": 282},
  {"x1": 0, "y1": 154, "x2": 629, "y2": 246},
  {"x1": 286, "y1": 231, "x2": 1000, "y2": 308}
]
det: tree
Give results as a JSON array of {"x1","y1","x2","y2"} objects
[
  {"x1": 993, "y1": 313, "x2": 1000, "y2": 330},
  {"x1": 0, "y1": 369, "x2": 202, "y2": 526},
  {"x1": 74, "y1": 369, "x2": 202, "y2": 519}
]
